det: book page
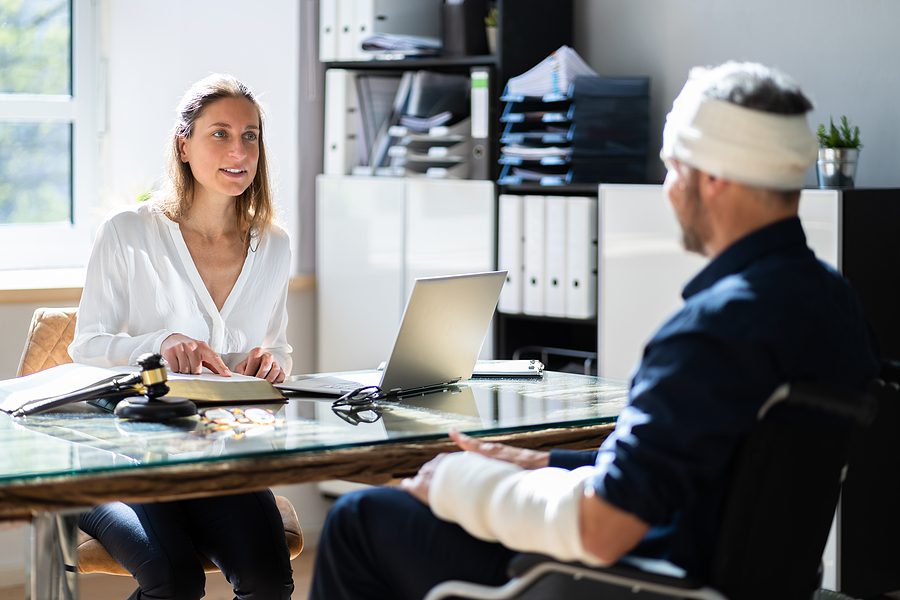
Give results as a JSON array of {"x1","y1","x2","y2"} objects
[{"x1": 0, "y1": 363, "x2": 121, "y2": 412}]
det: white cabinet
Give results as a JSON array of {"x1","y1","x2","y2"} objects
[
  {"x1": 316, "y1": 175, "x2": 495, "y2": 371},
  {"x1": 597, "y1": 184, "x2": 840, "y2": 381}
]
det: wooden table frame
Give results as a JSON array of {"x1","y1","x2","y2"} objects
[{"x1": 1, "y1": 423, "x2": 615, "y2": 523}]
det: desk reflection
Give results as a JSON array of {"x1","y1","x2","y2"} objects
[{"x1": 1, "y1": 372, "x2": 628, "y2": 484}]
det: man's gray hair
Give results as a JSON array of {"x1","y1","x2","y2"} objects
[{"x1": 700, "y1": 61, "x2": 813, "y2": 116}]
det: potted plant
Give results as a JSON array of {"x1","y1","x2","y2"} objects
[
  {"x1": 485, "y1": 7, "x2": 498, "y2": 55},
  {"x1": 816, "y1": 115, "x2": 862, "y2": 188}
]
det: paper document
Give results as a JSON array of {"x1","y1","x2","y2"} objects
[
  {"x1": 501, "y1": 145, "x2": 572, "y2": 159},
  {"x1": 507, "y1": 45, "x2": 597, "y2": 98},
  {"x1": 470, "y1": 360, "x2": 545, "y2": 379},
  {"x1": 361, "y1": 34, "x2": 441, "y2": 56}
]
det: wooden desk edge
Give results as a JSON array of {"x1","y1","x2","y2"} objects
[{"x1": 0, "y1": 423, "x2": 614, "y2": 521}]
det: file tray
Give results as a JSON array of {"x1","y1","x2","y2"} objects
[
  {"x1": 500, "y1": 91, "x2": 571, "y2": 103},
  {"x1": 567, "y1": 74, "x2": 651, "y2": 184},
  {"x1": 499, "y1": 155, "x2": 570, "y2": 167},
  {"x1": 498, "y1": 163, "x2": 573, "y2": 186}
]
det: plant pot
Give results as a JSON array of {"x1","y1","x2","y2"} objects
[
  {"x1": 817, "y1": 147, "x2": 859, "y2": 188},
  {"x1": 486, "y1": 26, "x2": 497, "y2": 55}
]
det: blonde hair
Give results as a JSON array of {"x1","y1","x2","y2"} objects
[{"x1": 158, "y1": 74, "x2": 273, "y2": 238}]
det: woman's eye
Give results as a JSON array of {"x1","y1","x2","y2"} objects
[
  {"x1": 243, "y1": 131, "x2": 258, "y2": 141},
  {"x1": 212, "y1": 130, "x2": 227, "y2": 139}
]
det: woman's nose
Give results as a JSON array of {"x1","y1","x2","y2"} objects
[{"x1": 228, "y1": 138, "x2": 246, "y2": 158}]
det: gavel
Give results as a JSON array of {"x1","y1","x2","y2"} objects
[
  {"x1": 13, "y1": 353, "x2": 197, "y2": 421},
  {"x1": 113, "y1": 353, "x2": 198, "y2": 421}
]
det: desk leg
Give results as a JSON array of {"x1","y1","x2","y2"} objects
[{"x1": 25, "y1": 512, "x2": 79, "y2": 600}]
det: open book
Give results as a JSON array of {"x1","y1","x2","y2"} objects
[{"x1": 0, "y1": 363, "x2": 284, "y2": 416}]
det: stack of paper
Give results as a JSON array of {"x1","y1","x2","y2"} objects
[
  {"x1": 361, "y1": 34, "x2": 441, "y2": 56},
  {"x1": 399, "y1": 111, "x2": 453, "y2": 132},
  {"x1": 501, "y1": 145, "x2": 572, "y2": 160},
  {"x1": 506, "y1": 45, "x2": 596, "y2": 98}
]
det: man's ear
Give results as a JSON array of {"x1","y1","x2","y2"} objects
[{"x1": 698, "y1": 171, "x2": 728, "y2": 203}]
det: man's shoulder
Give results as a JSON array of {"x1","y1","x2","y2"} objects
[{"x1": 660, "y1": 254, "x2": 858, "y2": 343}]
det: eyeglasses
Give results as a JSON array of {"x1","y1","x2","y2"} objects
[
  {"x1": 332, "y1": 403, "x2": 383, "y2": 426},
  {"x1": 332, "y1": 385, "x2": 385, "y2": 409}
]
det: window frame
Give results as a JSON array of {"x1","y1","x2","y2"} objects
[{"x1": 0, "y1": 0, "x2": 99, "y2": 271}]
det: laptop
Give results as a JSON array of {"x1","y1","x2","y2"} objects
[{"x1": 278, "y1": 270, "x2": 506, "y2": 397}]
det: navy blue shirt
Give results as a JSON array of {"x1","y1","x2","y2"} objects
[{"x1": 550, "y1": 216, "x2": 879, "y2": 577}]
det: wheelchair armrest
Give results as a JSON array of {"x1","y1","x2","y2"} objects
[{"x1": 509, "y1": 553, "x2": 704, "y2": 590}]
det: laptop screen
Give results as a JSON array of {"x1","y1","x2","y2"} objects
[{"x1": 379, "y1": 271, "x2": 506, "y2": 394}]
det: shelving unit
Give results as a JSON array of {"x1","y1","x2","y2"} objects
[
  {"x1": 496, "y1": 183, "x2": 599, "y2": 373},
  {"x1": 315, "y1": 1, "x2": 574, "y2": 371}
]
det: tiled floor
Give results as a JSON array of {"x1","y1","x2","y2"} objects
[{"x1": 0, "y1": 550, "x2": 315, "y2": 600}]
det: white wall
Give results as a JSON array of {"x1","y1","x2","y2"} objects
[
  {"x1": 0, "y1": 1, "x2": 328, "y2": 585},
  {"x1": 573, "y1": 0, "x2": 900, "y2": 187},
  {"x1": 102, "y1": 0, "x2": 302, "y2": 270}
]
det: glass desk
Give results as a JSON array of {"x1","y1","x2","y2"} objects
[{"x1": 0, "y1": 371, "x2": 628, "y2": 599}]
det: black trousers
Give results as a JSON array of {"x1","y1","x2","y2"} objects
[
  {"x1": 79, "y1": 490, "x2": 294, "y2": 600},
  {"x1": 310, "y1": 487, "x2": 515, "y2": 600}
]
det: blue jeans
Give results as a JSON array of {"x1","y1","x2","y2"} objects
[
  {"x1": 79, "y1": 490, "x2": 293, "y2": 600},
  {"x1": 310, "y1": 487, "x2": 514, "y2": 600}
]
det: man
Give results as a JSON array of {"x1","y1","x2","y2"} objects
[{"x1": 309, "y1": 62, "x2": 880, "y2": 599}]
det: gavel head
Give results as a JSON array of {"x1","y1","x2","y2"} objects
[{"x1": 136, "y1": 353, "x2": 170, "y2": 400}]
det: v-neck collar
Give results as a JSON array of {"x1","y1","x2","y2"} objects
[{"x1": 159, "y1": 210, "x2": 256, "y2": 347}]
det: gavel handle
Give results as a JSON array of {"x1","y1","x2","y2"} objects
[{"x1": 13, "y1": 373, "x2": 143, "y2": 417}]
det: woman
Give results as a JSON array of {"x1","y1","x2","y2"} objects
[{"x1": 69, "y1": 74, "x2": 294, "y2": 600}]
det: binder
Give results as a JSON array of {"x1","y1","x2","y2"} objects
[
  {"x1": 337, "y1": 0, "x2": 359, "y2": 61},
  {"x1": 498, "y1": 194, "x2": 524, "y2": 313},
  {"x1": 469, "y1": 67, "x2": 490, "y2": 179},
  {"x1": 355, "y1": 73, "x2": 402, "y2": 165},
  {"x1": 318, "y1": 0, "x2": 339, "y2": 61},
  {"x1": 368, "y1": 70, "x2": 414, "y2": 171},
  {"x1": 522, "y1": 195, "x2": 546, "y2": 316},
  {"x1": 352, "y1": 0, "x2": 376, "y2": 61},
  {"x1": 544, "y1": 196, "x2": 567, "y2": 317},
  {"x1": 565, "y1": 196, "x2": 597, "y2": 319},
  {"x1": 323, "y1": 69, "x2": 359, "y2": 175}
]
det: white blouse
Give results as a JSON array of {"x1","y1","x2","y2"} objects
[{"x1": 69, "y1": 202, "x2": 293, "y2": 374}]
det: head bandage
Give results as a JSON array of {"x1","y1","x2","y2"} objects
[{"x1": 661, "y1": 68, "x2": 817, "y2": 190}]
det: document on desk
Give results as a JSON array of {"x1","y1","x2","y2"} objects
[{"x1": 0, "y1": 363, "x2": 284, "y2": 416}]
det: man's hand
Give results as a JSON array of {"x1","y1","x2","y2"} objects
[
  {"x1": 160, "y1": 333, "x2": 231, "y2": 376},
  {"x1": 450, "y1": 430, "x2": 550, "y2": 469},
  {"x1": 400, "y1": 452, "x2": 452, "y2": 506},
  {"x1": 235, "y1": 347, "x2": 285, "y2": 383}
]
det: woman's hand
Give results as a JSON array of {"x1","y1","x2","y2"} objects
[
  {"x1": 160, "y1": 333, "x2": 231, "y2": 376},
  {"x1": 449, "y1": 430, "x2": 550, "y2": 469},
  {"x1": 235, "y1": 347, "x2": 285, "y2": 383}
]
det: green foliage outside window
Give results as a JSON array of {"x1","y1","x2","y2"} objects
[{"x1": 0, "y1": 0, "x2": 72, "y2": 225}]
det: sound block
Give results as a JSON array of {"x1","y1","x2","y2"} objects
[{"x1": 114, "y1": 395, "x2": 197, "y2": 421}]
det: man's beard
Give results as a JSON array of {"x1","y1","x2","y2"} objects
[{"x1": 679, "y1": 178, "x2": 706, "y2": 255}]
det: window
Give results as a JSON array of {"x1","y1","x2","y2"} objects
[{"x1": 0, "y1": 0, "x2": 97, "y2": 270}]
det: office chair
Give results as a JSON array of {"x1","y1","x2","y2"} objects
[
  {"x1": 17, "y1": 307, "x2": 304, "y2": 575},
  {"x1": 836, "y1": 362, "x2": 900, "y2": 597},
  {"x1": 425, "y1": 381, "x2": 876, "y2": 600}
]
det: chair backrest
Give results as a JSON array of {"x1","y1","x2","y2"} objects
[
  {"x1": 710, "y1": 382, "x2": 876, "y2": 600},
  {"x1": 837, "y1": 365, "x2": 900, "y2": 597},
  {"x1": 17, "y1": 307, "x2": 78, "y2": 377}
]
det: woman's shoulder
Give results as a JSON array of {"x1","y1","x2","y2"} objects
[
  {"x1": 102, "y1": 202, "x2": 167, "y2": 230},
  {"x1": 257, "y1": 221, "x2": 291, "y2": 253}
]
